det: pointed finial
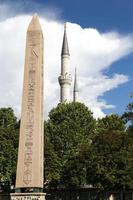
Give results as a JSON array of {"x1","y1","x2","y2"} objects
[
  {"x1": 32, "y1": 13, "x2": 38, "y2": 20},
  {"x1": 75, "y1": 68, "x2": 77, "y2": 76},
  {"x1": 61, "y1": 22, "x2": 70, "y2": 56},
  {"x1": 73, "y1": 67, "x2": 79, "y2": 102},
  {"x1": 28, "y1": 14, "x2": 42, "y2": 32},
  {"x1": 64, "y1": 22, "x2": 67, "y2": 31},
  {"x1": 74, "y1": 67, "x2": 79, "y2": 92},
  {"x1": 34, "y1": 13, "x2": 38, "y2": 17}
]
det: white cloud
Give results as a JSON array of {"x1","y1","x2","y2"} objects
[
  {"x1": 0, "y1": 15, "x2": 132, "y2": 118},
  {"x1": 79, "y1": 74, "x2": 128, "y2": 118},
  {"x1": 0, "y1": 1, "x2": 62, "y2": 21}
]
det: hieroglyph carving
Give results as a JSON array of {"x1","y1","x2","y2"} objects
[
  {"x1": 23, "y1": 32, "x2": 39, "y2": 186},
  {"x1": 15, "y1": 15, "x2": 44, "y2": 189}
]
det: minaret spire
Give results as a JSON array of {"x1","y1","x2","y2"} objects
[
  {"x1": 73, "y1": 68, "x2": 79, "y2": 102},
  {"x1": 61, "y1": 23, "x2": 70, "y2": 56},
  {"x1": 58, "y1": 23, "x2": 72, "y2": 102}
]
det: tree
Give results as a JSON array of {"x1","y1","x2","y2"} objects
[
  {"x1": 62, "y1": 142, "x2": 91, "y2": 188},
  {"x1": 44, "y1": 102, "x2": 96, "y2": 188},
  {"x1": 85, "y1": 114, "x2": 133, "y2": 190},
  {"x1": 44, "y1": 134, "x2": 61, "y2": 188},
  {"x1": 97, "y1": 114, "x2": 125, "y2": 132},
  {"x1": 87, "y1": 131, "x2": 133, "y2": 189},
  {"x1": 0, "y1": 107, "x2": 17, "y2": 127},
  {"x1": 122, "y1": 94, "x2": 133, "y2": 135},
  {"x1": 0, "y1": 107, "x2": 19, "y2": 190}
]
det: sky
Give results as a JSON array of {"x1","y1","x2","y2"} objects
[{"x1": 0, "y1": 0, "x2": 133, "y2": 118}]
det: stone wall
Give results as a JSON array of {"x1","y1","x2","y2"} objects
[{"x1": 10, "y1": 193, "x2": 46, "y2": 200}]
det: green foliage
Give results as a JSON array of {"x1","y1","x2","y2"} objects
[
  {"x1": 44, "y1": 134, "x2": 61, "y2": 187},
  {"x1": 48, "y1": 102, "x2": 95, "y2": 155},
  {"x1": 45, "y1": 104, "x2": 133, "y2": 189},
  {"x1": 122, "y1": 94, "x2": 133, "y2": 135},
  {"x1": 84, "y1": 114, "x2": 133, "y2": 190},
  {"x1": 87, "y1": 130, "x2": 133, "y2": 189},
  {"x1": 0, "y1": 107, "x2": 19, "y2": 188},
  {"x1": 45, "y1": 102, "x2": 96, "y2": 188},
  {"x1": 62, "y1": 155, "x2": 87, "y2": 188},
  {"x1": 97, "y1": 114, "x2": 125, "y2": 132},
  {"x1": 0, "y1": 99, "x2": 133, "y2": 191}
]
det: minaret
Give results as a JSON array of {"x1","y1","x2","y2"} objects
[
  {"x1": 58, "y1": 23, "x2": 72, "y2": 102},
  {"x1": 15, "y1": 15, "x2": 44, "y2": 191},
  {"x1": 73, "y1": 68, "x2": 79, "y2": 102}
]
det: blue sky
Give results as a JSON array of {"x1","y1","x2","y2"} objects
[
  {"x1": 1, "y1": 0, "x2": 133, "y2": 30},
  {"x1": 3, "y1": 0, "x2": 133, "y2": 32},
  {"x1": 59, "y1": 0, "x2": 133, "y2": 115},
  {"x1": 0, "y1": 0, "x2": 132, "y2": 117},
  {"x1": 43, "y1": 0, "x2": 133, "y2": 32}
]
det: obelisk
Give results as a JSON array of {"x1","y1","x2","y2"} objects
[{"x1": 11, "y1": 15, "x2": 45, "y2": 200}]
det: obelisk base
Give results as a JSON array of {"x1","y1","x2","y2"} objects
[{"x1": 10, "y1": 193, "x2": 46, "y2": 200}]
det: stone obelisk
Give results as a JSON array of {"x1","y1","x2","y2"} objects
[{"x1": 11, "y1": 15, "x2": 45, "y2": 200}]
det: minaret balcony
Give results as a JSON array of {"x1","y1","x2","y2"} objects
[{"x1": 58, "y1": 73, "x2": 72, "y2": 85}]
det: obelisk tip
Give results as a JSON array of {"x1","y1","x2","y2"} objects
[{"x1": 28, "y1": 14, "x2": 42, "y2": 32}]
